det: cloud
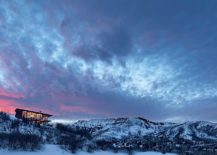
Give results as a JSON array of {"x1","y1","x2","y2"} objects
[{"x1": 1, "y1": 0, "x2": 217, "y2": 121}]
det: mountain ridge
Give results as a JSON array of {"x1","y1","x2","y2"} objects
[{"x1": 1, "y1": 112, "x2": 217, "y2": 154}]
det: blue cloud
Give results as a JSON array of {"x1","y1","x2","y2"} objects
[{"x1": 1, "y1": 0, "x2": 217, "y2": 121}]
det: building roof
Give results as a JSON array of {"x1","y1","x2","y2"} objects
[{"x1": 15, "y1": 108, "x2": 52, "y2": 117}]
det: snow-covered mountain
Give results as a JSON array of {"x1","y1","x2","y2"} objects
[
  {"x1": 1, "y1": 112, "x2": 217, "y2": 154},
  {"x1": 73, "y1": 118, "x2": 172, "y2": 140},
  {"x1": 73, "y1": 117, "x2": 217, "y2": 142},
  {"x1": 71, "y1": 118, "x2": 217, "y2": 154}
]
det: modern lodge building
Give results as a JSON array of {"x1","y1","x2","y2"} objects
[{"x1": 15, "y1": 108, "x2": 52, "y2": 124}]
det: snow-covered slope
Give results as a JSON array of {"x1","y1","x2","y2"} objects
[
  {"x1": 73, "y1": 117, "x2": 217, "y2": 143},
  {"x1": 164, "y1": 121, "x2": 217, "y2": 141},
  {"x1": 74, "y1": 118, "x2": 173, "y2": 139},
  {"x1": 0, "y1": 145, "x2": 71, "y2": 155},
  {"x1": 0, "y1": 145, "x2": 176, "y2": 155},
  {"x1": 0, "y1": 117, "x2": 55, "y2": 141},
  {"x1": 1, "y1": 112, "x2": 217, "y2": 154},
  {"x1": 1, "y1": 114, "x2": 217, "y2": 143}
]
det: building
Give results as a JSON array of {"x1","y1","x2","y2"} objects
[{"x1": 15, "y1": 108, "x2": 52, "y2": 124}]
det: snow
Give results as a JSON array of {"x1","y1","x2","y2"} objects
[
  {"x1": 180, "y1": 122, "x2": 192, "y2": 140},
  {"x1": 77, "y1": 118, "x2": 167, "y2": 140},
  {"x1": 135, "y1": 153, "x2": 176, "y2": 155},
  {"x1": 76, "y1": 151, "x2": 176, "y2": 155},
  {"x1": 0, "y1": 145, "x2": 71, "y2": 155},
  {"x1": 0, "y1": 145, "x2": 177, "y2": 155}
]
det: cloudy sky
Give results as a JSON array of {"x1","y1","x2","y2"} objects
[{"x1": 1, "y1": 0, "x2": 217, "y2": 121}]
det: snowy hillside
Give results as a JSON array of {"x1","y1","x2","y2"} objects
[
  {"x1": 73, "y1": 117, "x2": 217, "y2": 142},
  {"x1": 73, "y1": 118, "x2": 168, "y2": 140},
  {"x1": 0, "y1": 145, "x2": 176, "y2": 155},
  {"x1": 1, "y1": 112, "x2": 217, "y2": 154}
]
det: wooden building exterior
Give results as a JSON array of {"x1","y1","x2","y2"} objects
[{"x1": 15, "y1": 108, "x2": 52, "y2": 124}]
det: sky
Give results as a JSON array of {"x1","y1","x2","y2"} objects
[{"x1": 1, "y1": 0, "x2": 217, "y2": 122}]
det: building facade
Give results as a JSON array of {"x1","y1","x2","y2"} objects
[{"x1": 15, "y1": 108, "x2": 52, "y2": 124}]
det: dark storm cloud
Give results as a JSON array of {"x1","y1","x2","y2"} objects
[{"x1": 1, "y1": 0, "x2": 217, "y2": 121}]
